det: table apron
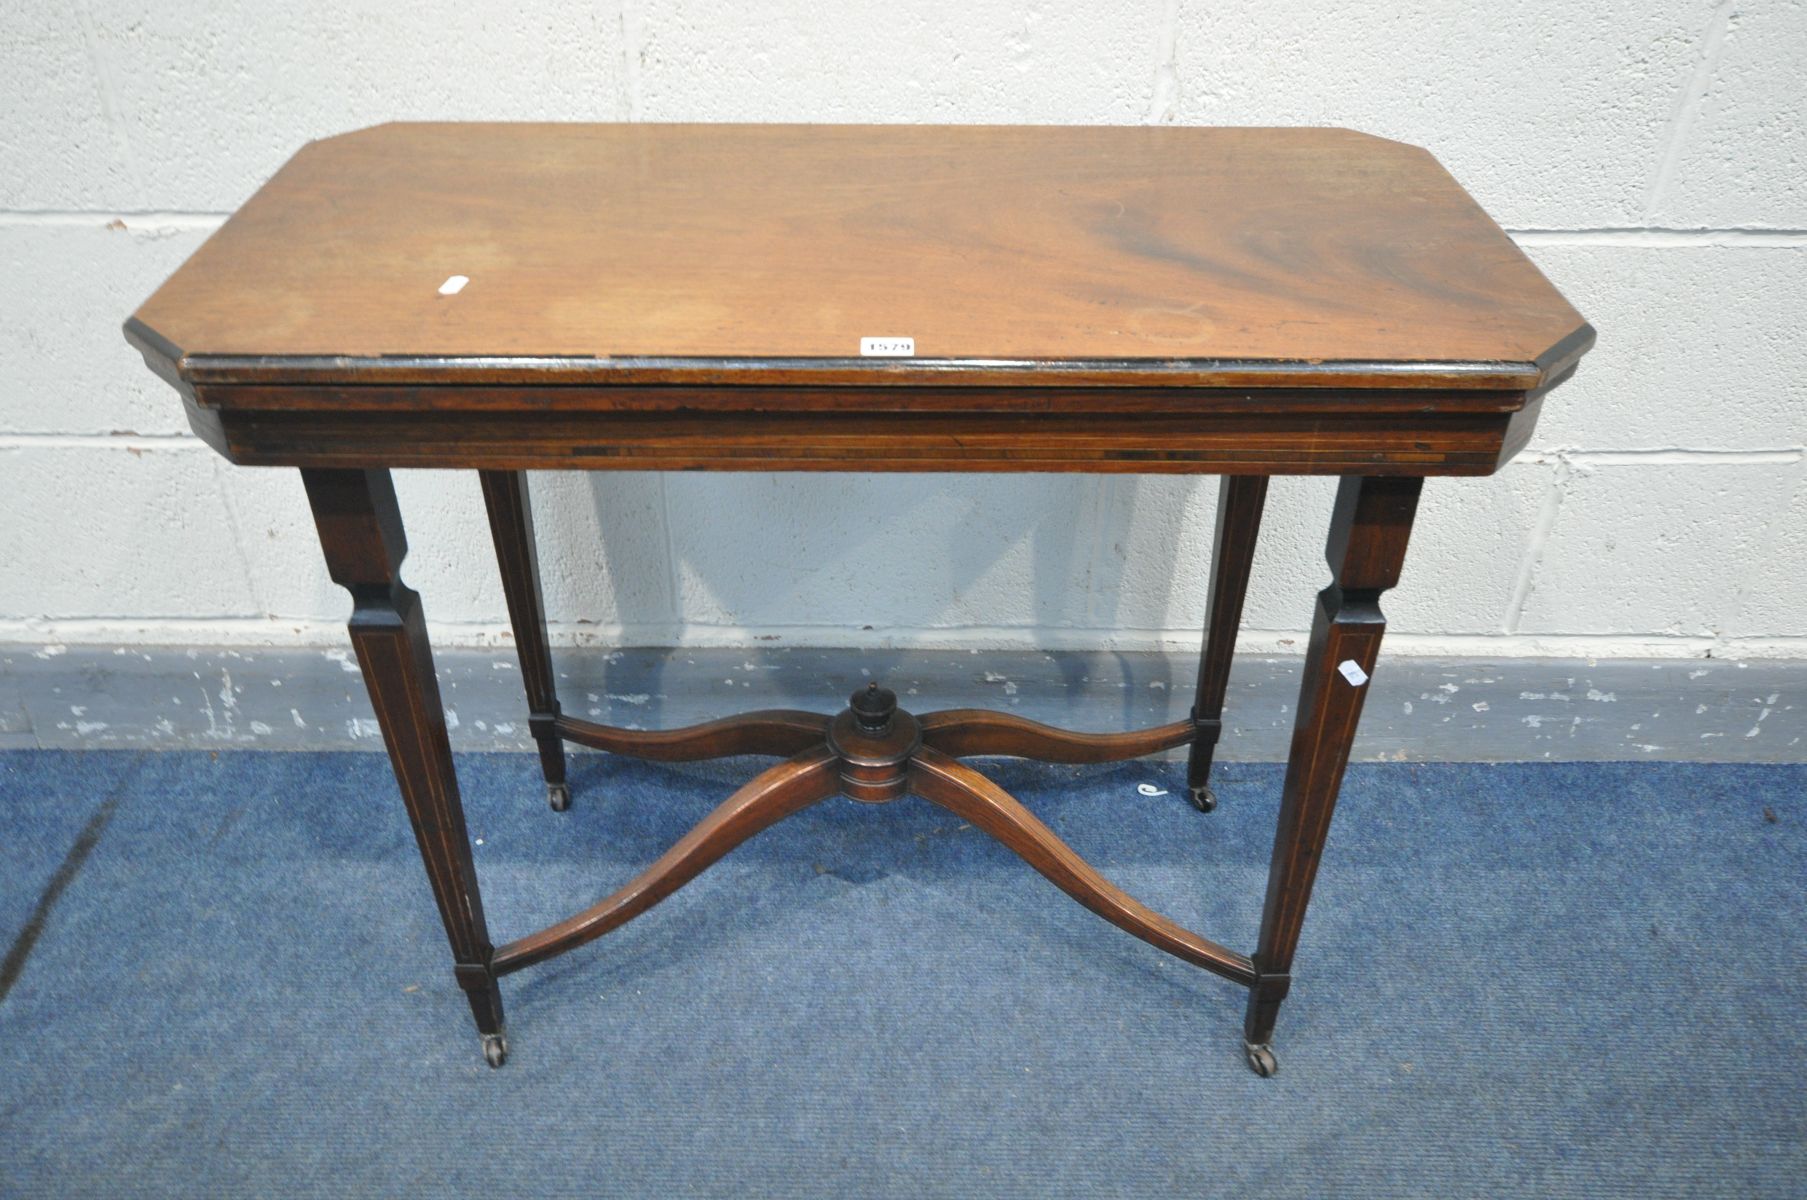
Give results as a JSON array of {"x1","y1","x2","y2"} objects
[{"x1": 185, "y1": 398, "x2": 1540, "y2": 476}]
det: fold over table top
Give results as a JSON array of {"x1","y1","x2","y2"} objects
[{"x1": 128, "y1": 123, "x2": 1590, "y2": 393}]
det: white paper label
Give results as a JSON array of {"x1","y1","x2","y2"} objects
[
  {"x1": 860, "y1": 336, "x2": 915, "y2": 357},
  {"x1": 438, "y1": 275, "x2": 470, "y2": 296},
  {"x1": 1337, "y1": 659, "x2": 1370, "y2": 687}
]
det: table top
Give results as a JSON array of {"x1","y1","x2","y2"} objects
[{"x1": 128, "y1": 122, "x2": 1589, "y2": 392}]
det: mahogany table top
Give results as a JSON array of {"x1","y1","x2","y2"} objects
[{"x1": 129, "y1": 123, "x2": 1590, "y2": 393}]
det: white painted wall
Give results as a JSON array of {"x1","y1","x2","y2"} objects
[{"x1": 2, "y1": 2, "x2": 1803, "y2": 660}]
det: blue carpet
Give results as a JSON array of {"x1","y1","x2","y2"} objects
[{"x1": 0, "y1": 751, "x2": 1802, "y2": 1198}]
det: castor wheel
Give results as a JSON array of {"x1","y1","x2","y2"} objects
[
  {"x1": 1188, "y1": 784, "x2": 1218, "y2": 814},
  {"x1": 547, "y1": 782, "x2": 571, "y2": 812},
  {"x1": 482, "y1": 1031, "x2": 509, "y2": 1068},
  {"x1": 1244, "y1": 1040, "x2": 1278, "y2": 1077}
]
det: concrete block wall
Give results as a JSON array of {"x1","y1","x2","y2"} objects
[{"x1": 3, "y1": 2, "x2": 1803, "y2": 660}]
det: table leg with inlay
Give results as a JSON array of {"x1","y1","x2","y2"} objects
[
  {"x1": 1185, "y1": 474, "x2": 1270, "y2": 813},
  {"x1": 301, "y1": 467, "x2": 510, "y2": 1067},
  {"x1": 1242, "y1": 474, "x2": 1421, "y2": 1075},
  {"x1": 479, "y1": 470, "x2": 571, "y2": 812}
]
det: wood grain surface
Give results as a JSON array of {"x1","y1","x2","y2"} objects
[{"x1": 131, "y1": 123, "x2": 1588, "y2": 389}]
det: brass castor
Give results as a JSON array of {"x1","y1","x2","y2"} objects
[
  {"x1": 1244, "y1": 1040, "x2": 1277, "y2": 1077},
  {"x1": 482, "y1": 1031, "x2": 509, "y2": 1068},
  {"x1": 547, "y1": 783, "x2": 571, "y2": 812},
  {"x1": 1188, "y1": 784, "x2": 1218, "y2": 814}
]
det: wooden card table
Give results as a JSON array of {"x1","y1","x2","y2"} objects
[{"x1": 126, "y1": 123, "x2": 1592, "y2": 1075}]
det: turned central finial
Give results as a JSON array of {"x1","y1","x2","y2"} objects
[
  {"x1": 829, "y1": 681, "x2": 919, "y2": 804},
  {"x1": 851, "y1": 680, "x2": 897, "y2": 734}
]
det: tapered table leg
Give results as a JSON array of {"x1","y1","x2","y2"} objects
[
  {"x1": 303, "y1": 468, "x2": 509, "y2": 1066},
  {"x1": 480, "y1": 470, "x2": 571, "y2": 811},
  {"x1": 1185, "y1": 475, "x2": 1269, "y2": 812},
  {"x1": 1244, "y1": 475, "x2": 1421, "y2": 1076}
]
